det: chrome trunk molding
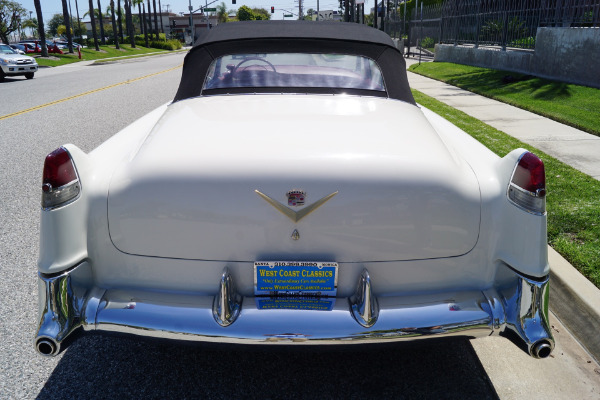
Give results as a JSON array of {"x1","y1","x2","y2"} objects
[{"x1": 34, "y1": 263, "x2": 553, "y2": 358}]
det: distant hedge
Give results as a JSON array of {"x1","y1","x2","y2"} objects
[{"x1": 85, "y1": 34, "x2": 182, "y2": 50}]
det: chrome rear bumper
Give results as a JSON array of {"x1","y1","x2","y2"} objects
[{"x1": 35, "y1": 262, "x2": 554, "y2": 358}]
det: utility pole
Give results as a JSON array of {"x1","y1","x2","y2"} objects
[{"x1": 188, "y1": 0, "x2": 193, "y2": 44}]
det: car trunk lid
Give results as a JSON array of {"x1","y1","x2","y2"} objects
[{"x1": 107, "y1": 95, "x2": 480, "y2": 262}]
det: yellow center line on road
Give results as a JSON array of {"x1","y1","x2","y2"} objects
[{"x1": 0, "y1": 64, "x2": 182, "y2": 121}]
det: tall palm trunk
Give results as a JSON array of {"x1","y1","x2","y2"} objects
[
  {"x1": 110, "y1": 0, "x2": 120, "y2": 49},
  {"x1": 33, "y1": 0, "x2": 48, "y2": 57},
  {"x1": 142, "y1": 3, "x2": 149, "y2": 46},
  {"x1": 158, "y1": 0, "x2": 164, "y2": 34},
  {"x1": 88, "y1": 0, "x2": 100, "y2": 50},
  {"x1": 126, "y1": 0, "x2": 135, "y2": 47},
  {"x1": 97, "y1": 0, "x2": 106, "y2": 44},
  {"x1": 117, "y1": 0, "x2": 123, "y2": 42},
  {"x1": 137, "y1": 1, "x2": 143, "y2": 35},
  {"x1": 152, "y1": 0, "x2": 158, "y2": 40},
  {"x1": 75, "y1": 0, "x2": 81, "y2": 39},
  {"x1": 61, "y1": 0, "x2": 74, "y2": 53},
  {"x1": 146, "y1": 0, "x2": 152, "y2": 39}
]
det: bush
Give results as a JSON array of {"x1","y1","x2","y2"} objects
[
  {"x1": 420, "y1": 36, "x2": 435, "y2": 49},
  {"x1": 148, "y1": 39, "x2": 182, "y2": 50}
]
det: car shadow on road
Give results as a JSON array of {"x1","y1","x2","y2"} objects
[{"x1": 36, "y1": 335, "x2": 499, "y2": 399}]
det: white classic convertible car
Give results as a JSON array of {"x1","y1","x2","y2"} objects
[{"x1": 35, "y1": 21, "x2": 553, "y2": 358}]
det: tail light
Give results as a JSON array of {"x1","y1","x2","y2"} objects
[
  {"x1": 41, "y1": 147, "x2": 81, "y2": 209},
  {"x1": 507, "y1": 151, "x2": 546, "y2": 214}
]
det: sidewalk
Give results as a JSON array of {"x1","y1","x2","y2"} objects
[
  {"x1": 404, "y1": 57, "x2": 600, "y2": 362},
  {"x1": 405, "y1": 58, "x2": 600, "y2": 181}
]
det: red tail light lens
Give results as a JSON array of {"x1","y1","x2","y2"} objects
[
  {"x1": 41, "y1": 147, "x2": 81, "y2": 209},
  {"x1": 508, "y1": 152, "x2": 546, "y2": 214},
  {"x1": 43, "y1": 147, "x2": 77, "y2": 190}
]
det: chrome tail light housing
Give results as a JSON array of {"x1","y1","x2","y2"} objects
[
  {"x1": 41, "y1": 147, "x2": 81, "y2": 209},
  {"x1": 507, "y1": 151, "x2": 546, "y2": 214}
]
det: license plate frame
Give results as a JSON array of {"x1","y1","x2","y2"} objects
[{"x1": 254, "y1": 261, "x2": 338, "y2": 297}]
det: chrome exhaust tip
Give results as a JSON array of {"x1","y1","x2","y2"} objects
[
  {"x1": 35, "y1": 338, "x2": 59, "y2": 356},
  {"x1": 531, "y1": 339, "x2": 553, "y2": 359}
]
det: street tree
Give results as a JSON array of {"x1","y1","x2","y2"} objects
[
  {"x1": 0, "y1": 0, "x2": 27, "y2": 44},
  {"x1": 142, "y1": 1, "x2": 148, "y2": 46},
  {"x1": 125, "y1": 0, "x2": 135, "y2": 47},
  {"x1": 46, "y1": 13, "x2": 63, "y2": 36},
  {"x1": 216, "y1": 2, "x2": 228, "y2": 23},
  {"x1": 97, "y1": 0, "x2": 106, "y2": 44},
  {"x1": 88, "y1": 0, "x2": 100, "y2": 50},
  {"x1": 146, "y1": 0, "x2": 152, "y2": 38},
  {"x1": 236, "y1": 5, "x2": 254, "y2": 21},
  {"x1": 60, "y1": 0, "x2": 74, "y2": 53},
  {"x1": 33, "y1": 0, "x2": 48, "y2": 56},
  {"x1": 109, "y1": 0, "x2": 119, "y2": 48},
  {"x1": 133, "y1": 0, "x2": 143, "y2": 36},
  {"x1": 117, "y1": 0, "x2": 123, "y2": 42},
  {"x1": 22, "y1": 17, "x2": 37, "y2": 37},
  {"x1": 152, "y1": 0, "x2": 158, "y2": 40},
  {"x1": 252, "y1": 8, "x2": 270, "y2": 20}
]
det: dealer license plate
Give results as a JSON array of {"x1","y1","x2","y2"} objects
[{"x1": 254, "y1": 261, "x2": 338, "y2": 297}]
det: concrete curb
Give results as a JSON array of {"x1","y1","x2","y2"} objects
[{"x1": 548, "y1": 247, "x2": 600, "y2": 363}]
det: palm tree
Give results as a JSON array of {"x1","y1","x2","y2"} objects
[
  {"x1": 142, "y1": 2, "x2": 149, "y2": 46},
  {"x1": 109, "y1": 0, "x2": 120, "y2": 49},
  {"x1": 125, "y1": 0, "x2": 135, "y2": 47},
  {"x1": 134, "y1": 0, "x2": 144, "y2": 35},
  {"x1": 97, "y1": 0, "x2": 106, "y2": 44},
  {"x1": 216, "y1": 2, "x2": 228, "y2": 24},
  {"x1": 117, "y1": 0, "x2": 123, "y2": 42},
  {"x1": 61, "y1": 0, "x2": 74, "y2": 53},
  {"x1": 33, "y1": 0, "x2": 48, "y2": 57},
  {"x1": 158, "y1": 0, "x2": 164, "y2": 33},
  {"x1": 74, "y1": 0, "x2": 82, "y2": 39},
  {"x1": 22, "y1": 18, "x2": 38, "y2": 37},
  {"x1": 146, "y1": 0, "x2": 153, "y2": 39},
  {"x1": 88, "y1": 0, "x2": 100, "y2": 50},
  {"x1": 152, "y1": 0, "x2": 158, "y2": 40}
]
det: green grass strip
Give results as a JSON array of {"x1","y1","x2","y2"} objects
[
  {"x1": 412, "y1": 89, "x2": 600, "y2": 288},
  {"x1": 35, "y1": 45, "x2": 168, "y2": 67},
  {"x1": 408, "y1": 62, "x2": 600, "y2": 137}
]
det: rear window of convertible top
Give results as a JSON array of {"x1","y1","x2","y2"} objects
[{"x1": 202, "y1": 53, "x2": 386, "y2": 93}]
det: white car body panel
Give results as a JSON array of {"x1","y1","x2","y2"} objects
[
  {"x1": 34, "y1": 21, "x2": 553, "y2": 359},
  {"x1": 107, "y1": 96, "x2": 481, "y2": 262}
]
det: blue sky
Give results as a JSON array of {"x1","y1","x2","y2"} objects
[{"x1": 17, "y1": 0, "x2": 354, "y2": 22}]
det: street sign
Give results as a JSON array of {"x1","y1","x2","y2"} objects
[
  {"x1": 284, "y1": 14, "x2": 293, "y2": 17},
  {"x1": 204, "y1": 7, "x2": 216, "y2": 11}
]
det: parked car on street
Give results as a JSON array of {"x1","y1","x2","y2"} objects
[
  {"x1": 0, "y1": 44, "x2": 38, "y2": 80},
  {"x1": 13, "y1": 42, "x2": 36, "y2": 53},
  {"x1": 9, "y1": 44, "x2": 26, "y2": 54},
  {"x1": 34, "y1": 21, "x2": 554, "y2": 360}
]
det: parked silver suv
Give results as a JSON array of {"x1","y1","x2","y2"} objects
[{"x1": 0, "y1": 44, "x2": 38, "y2": 81}]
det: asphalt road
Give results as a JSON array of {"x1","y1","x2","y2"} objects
[{"x1": 1, "y1": 53, "x2": 599, "y2": 399}]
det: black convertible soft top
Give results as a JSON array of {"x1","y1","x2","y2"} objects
[{"x1": 173, "y1": 21, "x2": 415, "y2": 105}]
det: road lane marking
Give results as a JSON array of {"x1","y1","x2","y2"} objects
[{"x1": 0, "y1": 65, "x2": 182, "y2": 121}]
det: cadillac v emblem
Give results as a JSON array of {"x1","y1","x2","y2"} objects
[
  {"x1": 287, "y1": 190, "x2": 306, "y2": 206},
  {"x1": 255, "y1": 190, "x2": 338, "y2": 223}
]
